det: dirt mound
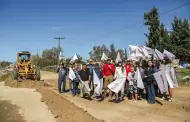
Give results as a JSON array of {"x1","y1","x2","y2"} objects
[
  {"x1": 4, "y1": 79, "x2": 37, "y2": 88},
  {"x1": 38, "y1": 87, "x2": 102, "y2": 122},
  {"x1": 4, "y1": 74, "x2": 49, "y2": 88}
]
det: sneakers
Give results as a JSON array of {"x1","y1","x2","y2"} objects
[
  {"x1": 161, "y1": 97, "x2": 165, "y2": 100},
  {"x1": 168, "y1": 98, "x2": 173, "y2": 102},
  {"x1": 134, "y1": 100, "x2": 137, "y2": 103}
]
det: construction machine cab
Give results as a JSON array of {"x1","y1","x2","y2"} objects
[{"x1": 12, "y1": 51, "x2": 40, "y2": 81}]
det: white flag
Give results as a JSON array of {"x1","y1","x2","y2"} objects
[
  {"x1": 59, "y1": 52, "x2": 63, "y2": 60},
  {"x1": 68, "y1": 67, "x2": 76, "y2": 80},
  {"x1": 136, "y1": 68, "x2": 144, "y2": 89},
  {"x1": 154, "y1": 48, "x2": 164, "y2": 60},
  {"x1": 138, "y1": 46, "x2": 149, "y2": 57},
  {"x1": 107, "y1": 78, "x2": 126, "y2": 93},
  {"x1": 70, "y1": 53, "x2": 78, "y2": 63},
  {"x1": 80, "y1": 80, "x2": 91, "y2": 92},
  {"x1": 93, "y1": 70, "x2": 103, "y2": 95},
  {"x1": 171, "y1": 67, "x2": 178, "y2": 88},
  {"x1": 165, "y1": 68, "x2": 178, "y2": 88},
  {"x1": 143, "y1": 46, "x2": 154, "y2": 55},
  {"x1": 94, "y1": 79, "x2": 103, "y2": 95},
  {"x1": 163, "y1": 50, "x2": 175, "y2": 60},
  {"x1": 115, "y1": 52, "x2": 122, "y2": 63},
  {"x1": 128, "y1": 45, "x2": 143, "y2": 57},
  {"x1": 153, "y1": 70, "x2": 168, "y2": 94},
  {"x1": 101, "y1": 52, "x2": 108, "y2": 60},
  {"x1": 93, "y1": 70, "x2": 100, "y2": 85}
]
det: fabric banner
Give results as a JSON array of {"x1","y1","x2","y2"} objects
[
  {"x1": 93, "y1": 70, "x2": 100, "y2": 85},
  {"x1": 153, "y1": 70, "x2": 168, "y2": 94},
  {"x1": 107, "y1": 78, "x2": 126, "y2": 93},
  {"x1": 94, "y1": 78, "x2": 103, "y2": 95},
  {"x1": 154, "y1": 48, "x2": 164, "y2": 60},
  {"x1": 68, "y1": 67, "x2": 76, "y2": 80},
  {"x1": 136, "y1": 68, "x2": 144, "y2": 89},
  {"x1": 80, "y1": 80, "x2": 91, "y2": 92},
  {"x1": 143, "y1": 46, "x2": 154, "y2": 55},
  {"x1": 171, "y1": 67, "x2": 178, "y2": 88},
  {"x1": 138, "y1": 46, "x2": 150, "y2": 57},
  {"x1": 59, "y1": 52, "x2": 63, "y2": 60},
  {"x1": 165, "y1": 68, "x2": 178, "y2": 88},
  {"x1": 163, "y1": 50, "x2": 175, "y2": 60}
]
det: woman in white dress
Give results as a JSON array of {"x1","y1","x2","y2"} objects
[{"x1": 114, "y1": 61, "x2": 127, "y2": 101}]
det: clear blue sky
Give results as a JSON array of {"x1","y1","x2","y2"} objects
[{"x1": 0, "y1": 0, "x2": 189, "y2": 61}]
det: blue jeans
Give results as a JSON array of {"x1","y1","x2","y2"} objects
[
  {"x1": 58, "y1": 77, "x2": 66, "y2": 93},
  {"x1": 72, "y1": 80, "x2": 79, "y2": 95},
  {"x1": 147, "y1": 84, "x2": 156, "y2": 103}
]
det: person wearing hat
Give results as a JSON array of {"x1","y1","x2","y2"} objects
[
  {"x1": 102, "y1": 58, "x2": 115, "y2": 101},
  {"x1": 57, "y1": 62, "x2": 67, "y2": 94},
  {"x1": 114, "y1": 60, "x2": 126, "y2": 101}
]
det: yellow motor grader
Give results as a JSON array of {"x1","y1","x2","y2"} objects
[{"x1": 12, "y1": 51, "x2": 40, "y2": 81}]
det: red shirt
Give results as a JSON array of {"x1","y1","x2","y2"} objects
[
  {"x1": 124, "y1": 64, "x2": 131, "y2": 76},
  {"x1": 103, "y1": 63, "x2": 115, "y2": 76}
]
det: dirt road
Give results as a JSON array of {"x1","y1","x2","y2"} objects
[
  {"x1": 0, "y1": 82, "x2": 56, "y2": 122},
  {"x1": 41, "y1": 71, "x2": 190, "y2": 122},
  {"x1": 0, "y1": 100, "x2": 25, "y2": 122},
  {"x1": 2, "y1": 74, "x2": 102, "y2": 122}
]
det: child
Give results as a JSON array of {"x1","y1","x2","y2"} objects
[{"x1": 128, "y1": 66, "x2": 138, "y2": 102}]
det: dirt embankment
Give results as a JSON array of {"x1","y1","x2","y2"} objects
[{"x1": 4, "y1": 75, "x2": 102, "y2": 122}]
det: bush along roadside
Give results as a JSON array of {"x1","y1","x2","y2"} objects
[{"x1": 0, "y1": 73, "x2": 11, "y2": 82}]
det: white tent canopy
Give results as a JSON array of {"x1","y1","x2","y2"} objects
[
  {"x1": 70, "y1": 53, "x2": 78, "y2": 63},
  {"x1": 101, "y1": 52, "x2": 109, "y2": 61},
  {"x1": 115, "y1": 52, "x2": 122, "y2": 63}
]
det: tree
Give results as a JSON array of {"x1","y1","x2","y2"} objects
[
  {"x1": 144, "y1": 7, "x2": 161, "y2": 49},
  {"x1": 89, "y1": 44, "x2": 126, "y2": 62},
  {"x1": 89, "y1": 44, "x2": 110, "y2": 61},
  {"x1": 0, "y1": 61, "x2": 11, "y2": 68},
  {"x1": 109, "y1": 43, "x2": 116, "y2": 61},
  {"x1": 116, "y1": 49, "x2": 125, "y2": 61},
  {"x1": 159, "y1": 23, "x2": 170, "y2": 51},
  {"x1": 170, "y1": 16, "x2": 190, "y2": 62},
  {"x1": 124, "y1": 48, "x2": 128, "y2": 60}
]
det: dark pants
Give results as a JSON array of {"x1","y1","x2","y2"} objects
[
  {"x1": 72, "y1": 80, "x2": 79, "y2": 95},
  {"x1": 58, "y1": 77, "x2": 66, "y2": 93},
  {"x1": 147, "y1": 84, "x2": 156, "y2": 103}
]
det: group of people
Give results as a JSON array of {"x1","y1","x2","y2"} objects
[{"x1": 57, "y1": 58, "x2": 176, "y2": 104}]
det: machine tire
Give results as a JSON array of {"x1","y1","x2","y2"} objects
[
  {"x1": 12, "y1": 70, "x2": 18, "y2": 80},
  {"x1": 36, "y1": 68, "x2": 40, "y2": 81}
]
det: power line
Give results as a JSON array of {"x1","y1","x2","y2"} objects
[{"x1": 81, "y1": 2, "x2": 190, "y2": 44}]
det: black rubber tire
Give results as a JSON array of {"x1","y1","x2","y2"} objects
[
  {"x1": 36, "y1": 68, "x2": 40, "y2": 81},
  {"x1": 12, "y1": 70, "x2": 18, "y2": 80}
]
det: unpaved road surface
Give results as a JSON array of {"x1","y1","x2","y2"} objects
[
  {"x1": 0, "y1": 100, "x2": 25, "y2": 122},
  {"x1": 0, "y1": 82, "x2": 56, "y2": 122},
  {"x1": 42, "y1": 71, "x2": 190, "y2": 122},
  {"x1": 2, "y1": 74, "x2": 102, "y2": 122}
]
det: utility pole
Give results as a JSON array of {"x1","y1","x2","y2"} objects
[{"x1": 54, "y1": 37, "x2": 65, "y2": 65}]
